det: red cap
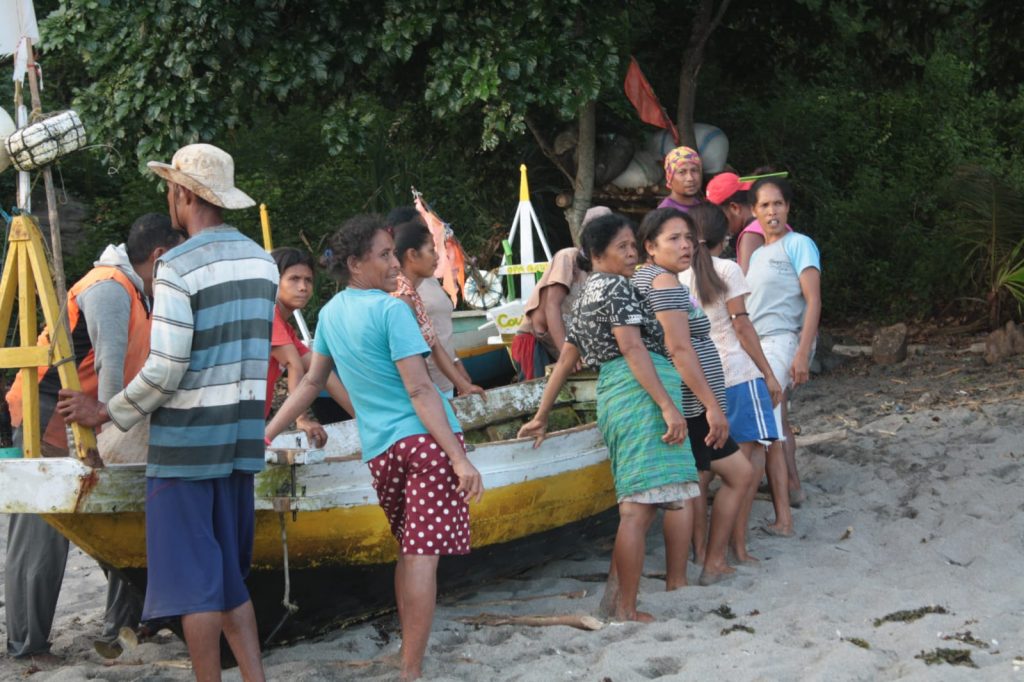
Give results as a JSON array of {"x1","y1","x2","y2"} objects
[{"x1": 706, "y1": 172, "x2": 753, "y2": 205}]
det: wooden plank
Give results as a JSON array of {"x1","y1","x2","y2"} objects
[
  {"x1": 0, "y1": 245, "x2": 18, "y2": 342},
  {"x1": 17, "y1": 244, "x2": 40, "y2": 459},
  {"x1": 23, "y1": 219, "x2": 98, "y2": 461},
  {"x1": 0, "y1": 346, "x2": 50, "y2": 368},
  {"x1": 453, "y1": 380, "x2": 573, "y2": 431}
]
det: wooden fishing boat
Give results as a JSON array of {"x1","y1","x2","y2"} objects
[
  {"x1": 0, "y1": 375, "x2": 614, "y2": 643},
  {"x1": 452, "y1": 310, "x2": 515, "y2": 386}
]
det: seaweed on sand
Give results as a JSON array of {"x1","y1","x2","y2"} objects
[
  {"x1": 915, "y1": 648, "x2": 977, "y2": 668},
  {"x1": 873, "y1": 605, "x2": 949, "y2": 627},
  {"x1": 720, "y1": 624, "x2": 755, "y2": 636},
  {"x1": 942, "y1": 630, "x2": 989, "y2": 649},
  {"x1": 710, "y1": 604, "x2": 736, "y2": 620}
]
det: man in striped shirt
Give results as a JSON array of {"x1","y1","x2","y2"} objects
[{"x1": 59, "y1": 144, "x2": 277, "y2": 679}]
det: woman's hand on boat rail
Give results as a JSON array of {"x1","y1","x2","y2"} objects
[
  {"x1": 451, "y1": 455, "x2": 484, "y2": 503},
  {"x1": 517, "y1": 416, "x2": 549, "y2": 449},
  {"x1": 56, "y1": 389, "x2": 109, "y2": 428},
  {"x1": 456, "y1": 381, "x2": 487, "y2": 400},
  {"x1": 296, "y1": 415, "x2": 328, "y2": 449}
]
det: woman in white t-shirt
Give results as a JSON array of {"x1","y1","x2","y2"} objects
[{"x1": 683, "y1": 204, "x2": 783, "y2": 563}]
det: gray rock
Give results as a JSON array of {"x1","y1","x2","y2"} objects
[
  {"x1": 983, "y1": 321, "x2": 1024, "y2": 364},
  {"x1": 871, "y1": 323, "x2": 908, "y2": 365}
]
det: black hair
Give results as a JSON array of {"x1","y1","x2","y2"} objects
[
  {"x1": 386, "y1": 205, "x2": 423, "y2": 227},
  {"x1": 323, "y1": 214, "x2": 388, "y2": 285},
  {"x1": 750, "y1": 176, "x2": 794, "y2": 206},
  {"x1": 725, "y1": 188, "x2": 749, "y2": 206},
  {"x1": 688, "y1": 203, "x2": 730, "y2": 250},
  {"x1": 393, "y1": 221, "x2": 433, "y2": 266},
  {"x1": 125, "y1": 213, "x2": 181, "y2": 265},
  {"x1": 637, "y1": 207, "x2": 688, "y2": 263},
  {"x1": 575, "y1": 212, "x2": 635, "y2": 272},
  {"x1": 639, "y1": 206, "x2": 728, "y2": 305},
  {"x1": 271, "y1": 247, "x2": 315, "y2": 275}
]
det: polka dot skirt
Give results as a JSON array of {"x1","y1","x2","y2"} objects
[{"x1": 367, "y1": 433, "x2": 471, "y2": 556}]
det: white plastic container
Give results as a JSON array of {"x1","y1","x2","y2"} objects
[{"x1": 4, "y1": 110, "x2": 87, "y2": 172}]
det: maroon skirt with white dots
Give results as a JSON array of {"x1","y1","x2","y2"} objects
[{"x1": 367, "y1": 433, "x2": 471, "y2": 556}]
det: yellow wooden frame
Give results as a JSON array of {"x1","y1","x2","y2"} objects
[{"x1": 0, "y1": 215, "x2": 97, "y2": 460}]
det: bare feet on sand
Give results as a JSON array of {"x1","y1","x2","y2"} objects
[
  {"x1": 760, "y1": 523, "x2": 794, "y2": 537},
  {"x1": 728, "y1": 548, "x2": 760, "y2": 566},
  {"x1": 697, "y1": 561, "x2": 736, "y2": 586},
  {"x1": 665, "y1": 575, "x2": 688, "y2": 591},
  {"x1": 698, "y1": 568, "x2": 736, "y2": 586},
  {"x1": 614, "y1": 609, "x2": 655, "y2": 623}
]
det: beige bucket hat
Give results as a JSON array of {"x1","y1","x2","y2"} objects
[{"x1": 147, "y1": 143, "x2": 255, "y2": 209}]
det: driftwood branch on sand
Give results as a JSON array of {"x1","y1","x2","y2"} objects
[
  {"x1": 795, "y1": 429, "x2": 848, "y2": 448},
  {"x1": 457, "y1": 613, "x2": 605, "y2": 631}
]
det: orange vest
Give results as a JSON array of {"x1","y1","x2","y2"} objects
[{"x1": 5, "y1": 266, "x2": 151, "y2": 449}]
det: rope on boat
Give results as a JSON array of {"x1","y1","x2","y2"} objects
[{"x1": 263, "y1": 511, "x2": 300, "y2": 646}]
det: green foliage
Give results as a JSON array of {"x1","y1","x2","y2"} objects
[
  {"x1": 46, "y1": 104, "x2": 520, "y2": 325},
  {"x1": 947, "y1": 167, "x2": 1024, "y2": 323},
  {"x1": 698, "y1": 9, "x2": 1024, "y2": 323},
  {"x1": 40, "y1": 0, "x2": 637, "y2": 162},
  {"x1": 7, "y1": 0, "x2": 1022, "y2": 327}
]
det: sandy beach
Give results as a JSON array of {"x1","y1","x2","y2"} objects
[{"x1": 1, "y1": 338, "x2": 1022, "y2": 681}]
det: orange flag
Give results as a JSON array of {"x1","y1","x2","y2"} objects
[
  {"x1": 414, "y1": 195, "x2": 460, "y2": 305},
  {"x1": 623, "y1": 56, "x2": 680, "y2": 144}
]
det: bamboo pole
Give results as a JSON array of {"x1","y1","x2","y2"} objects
[{"x1": 23, "y1": 37, "x2": 68, "y2": 310}]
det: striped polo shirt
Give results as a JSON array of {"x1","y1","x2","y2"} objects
[{"x1": 106, "y1": 225, "x2": 278, "y2": 479}]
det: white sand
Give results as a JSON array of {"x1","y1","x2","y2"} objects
[{"x1": 1, "y1": 348, "x2": 1022, "y2": 680}]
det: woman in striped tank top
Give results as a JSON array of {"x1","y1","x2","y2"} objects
[{"x1": 633, "y1": 208, "x2": 753, "y2": 587}]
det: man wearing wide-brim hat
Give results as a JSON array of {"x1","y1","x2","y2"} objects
[{"x1": 59, "y1": 143, "x2": 278, "y2": 679}]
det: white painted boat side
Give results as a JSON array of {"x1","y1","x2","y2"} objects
[{"x1": 0, "y1": 423, "x2": 607, "y2": 515}]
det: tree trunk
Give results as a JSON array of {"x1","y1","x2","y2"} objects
[
  {"x1": 568, "y1": 100, "x2": 596, "y2": 246},
  {"x1": 677, "y1": 63, "x2": 700, "y2": 149},
  {"x1": 676, "y1": 0, "x2": 732, "y2": 148}
]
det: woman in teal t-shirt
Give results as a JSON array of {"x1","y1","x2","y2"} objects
[{"x1": 267, "y1": 214, "x2": 483, "y2": 682}]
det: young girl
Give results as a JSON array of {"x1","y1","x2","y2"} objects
[
  {"x1": 683, "y1": 204, "x2": 782, "y2": 561},
  {"x1": 267, "y1": 247, "x2": 353, "y2": 445}
]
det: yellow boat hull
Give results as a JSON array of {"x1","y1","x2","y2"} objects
[
  {"x1": 42, "y1": 460, "x2": 614, "y2": 571},
  {"x1": 2, "y1": 378, "x2": 616, "y2": 640}
]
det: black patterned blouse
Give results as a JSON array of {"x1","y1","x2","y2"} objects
[{"x1": 566, "y1": 272, "x2": 662, "y2": 368}]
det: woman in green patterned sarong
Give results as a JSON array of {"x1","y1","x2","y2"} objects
[{"x1": 519, "y1": 213, "x2": 698, "y2": 623}]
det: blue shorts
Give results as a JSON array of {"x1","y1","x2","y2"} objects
[
  {"x1": 142, "y1": 472, "x2": 255, "y2": 620},
  {"x1": 725, "y1": 379, "x2": 779, "y2": 444}
]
